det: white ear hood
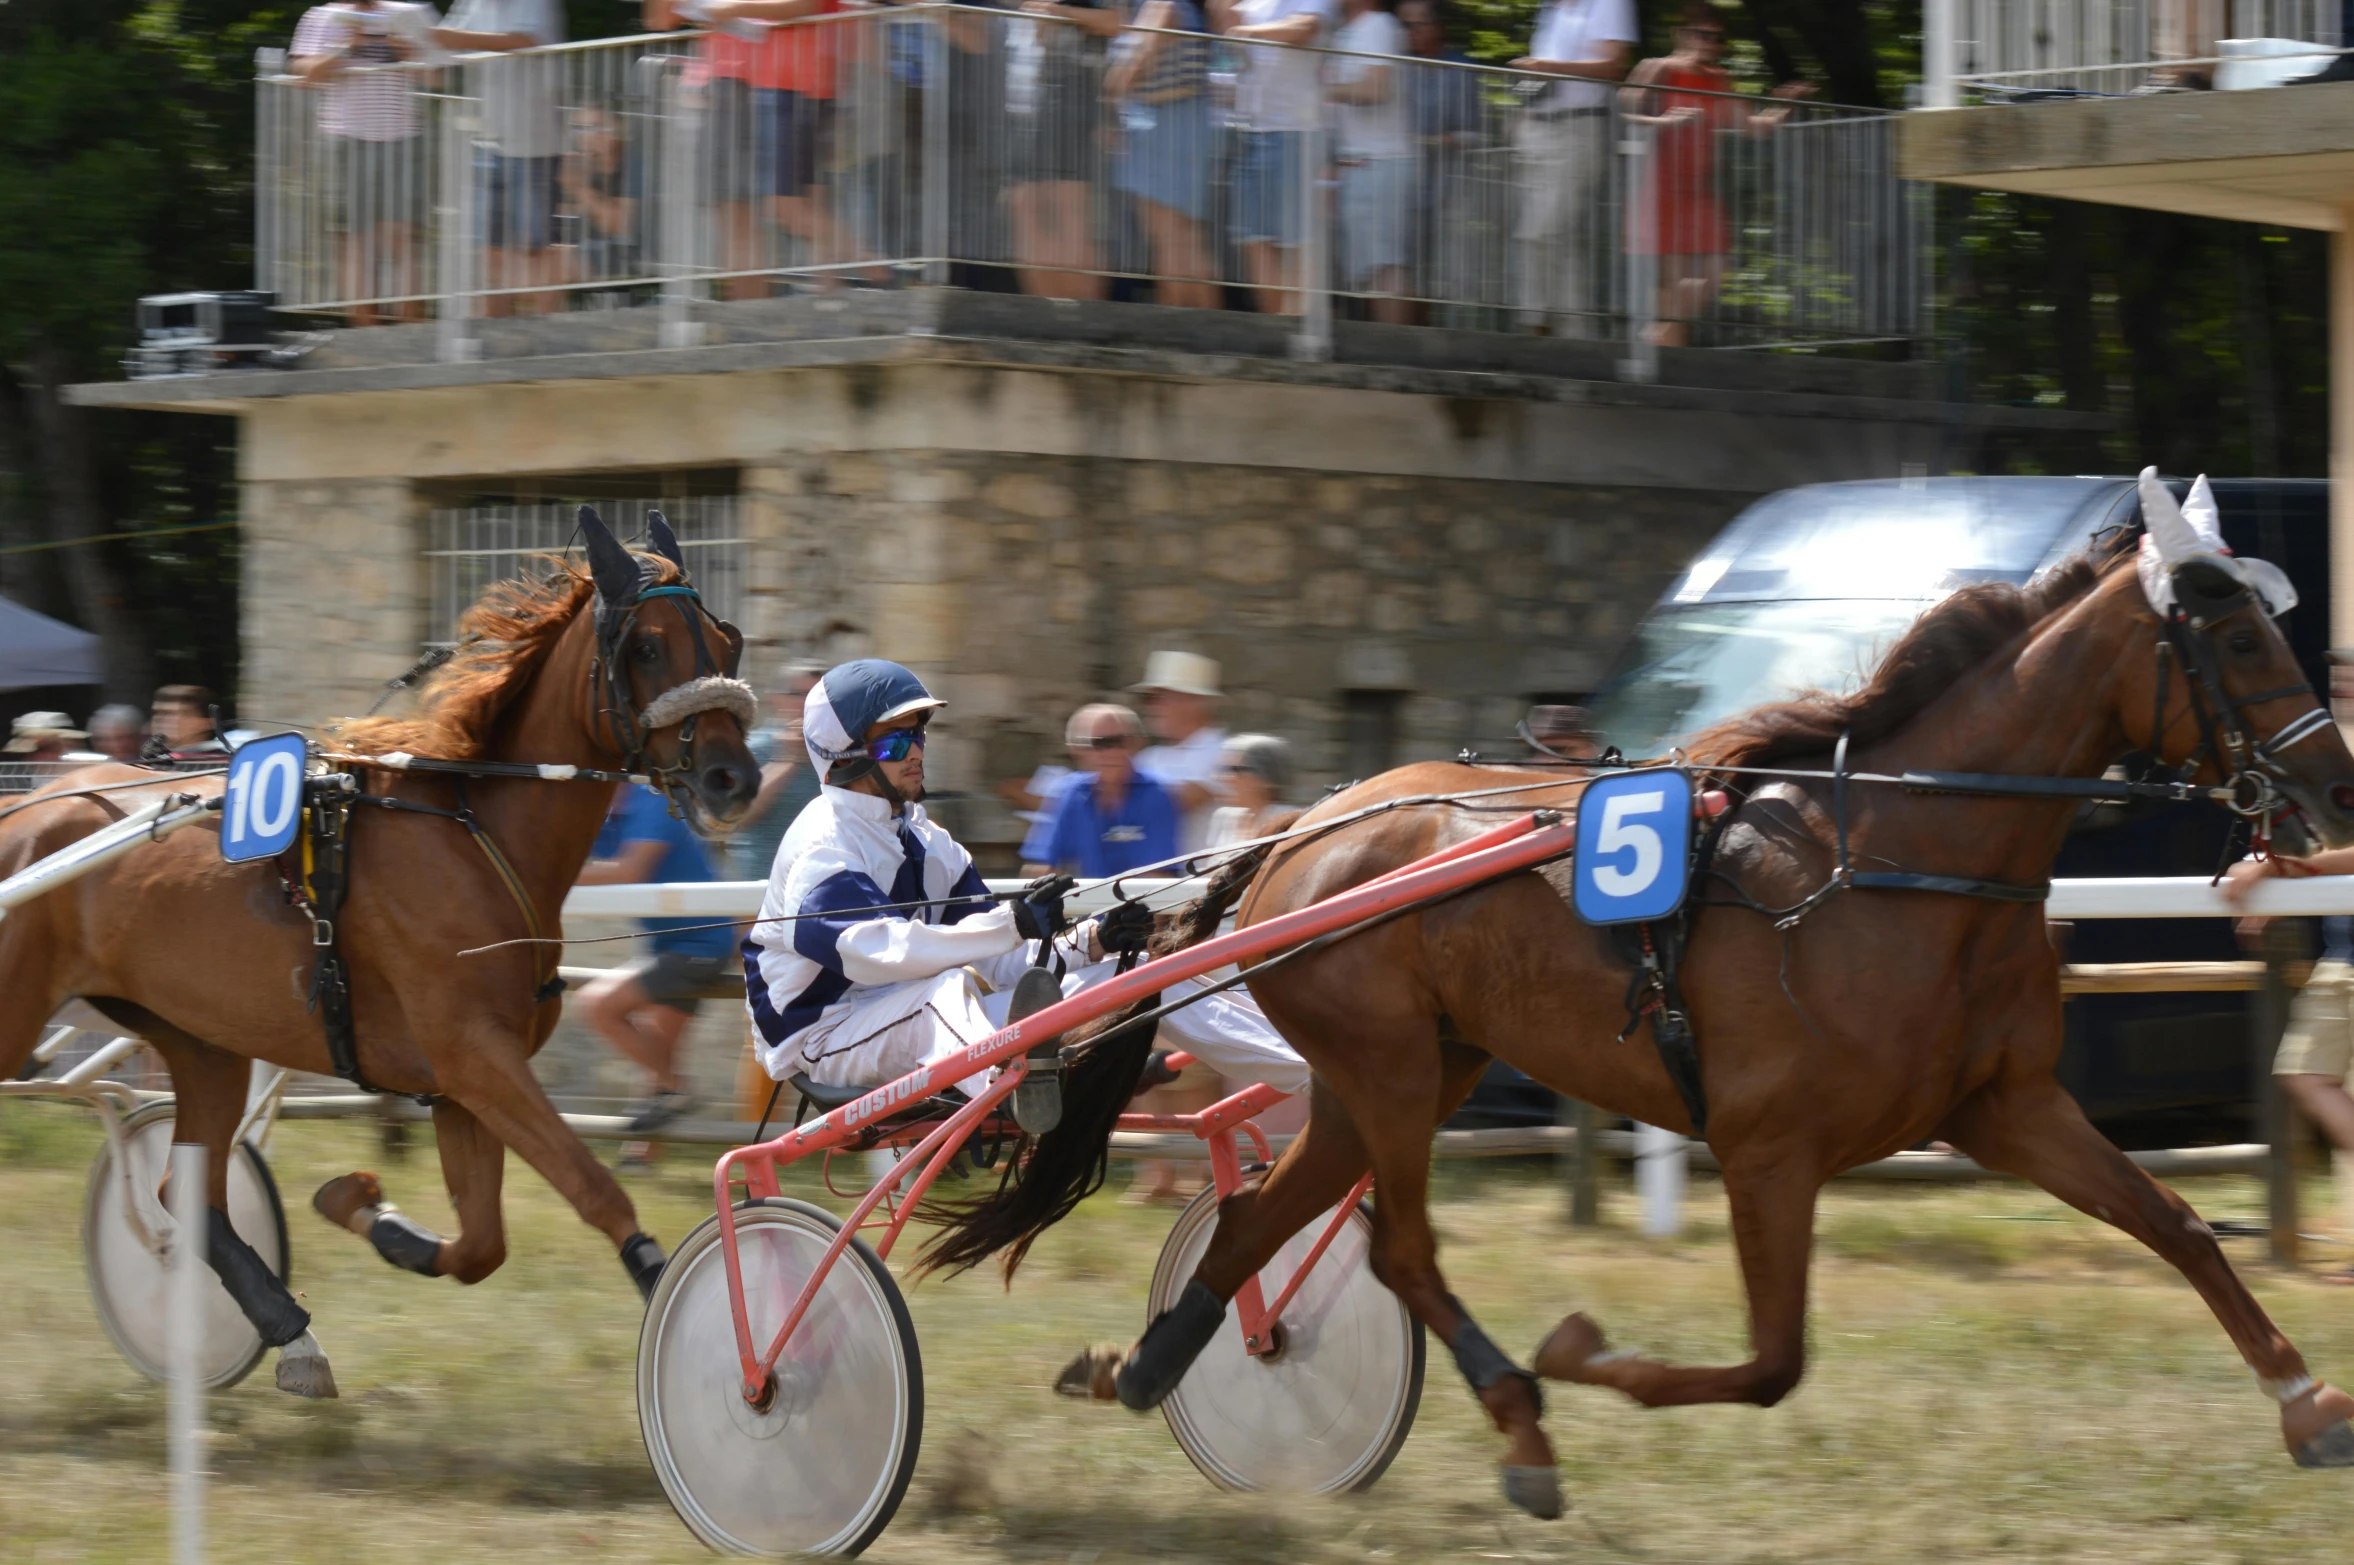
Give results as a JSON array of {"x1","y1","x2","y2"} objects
[{"x1": 2136, "y1": 467, "x2": 2297, "y2": 619}]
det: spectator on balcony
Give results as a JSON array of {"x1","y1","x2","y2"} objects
[
  {"x1": 1619, "y1": 4, "x2": 1809, "y2": 347},
  {"x1": 289, "y1": 1, "x2": 444, "y2": 327},
  {"x1": 558, "y1": 106, "x2": 649, "y2": 290},
  {"x1": 1006, "y1": 0, "x2": 1122, "y2": 299},
  {"x1": 1109, "y1": 0, "x2": 1220, "y2": 308},
  {"x1": 437, "y1": 0, "x2": 567, "y2": 316},
  {"x1": 2144, "y1": 0, "x2": 2221, "y2": 90},
  {"x1": 1508, "y1": 0, "x2": 1636, "y2": 338},
  {"x1": 1325, "y1": 0, "x2": 1414, "y2": 324},
  {"x1": 1214, "y1": 0, "x2": 1339, "y2": 316},
  {"x1": 646, "y1": 0, "x2": 874, "y2": 296},
  {"x1": 1399, "y1": 0, "x2": 1483, "y2": 317}
]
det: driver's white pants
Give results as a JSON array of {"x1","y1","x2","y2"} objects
[{"x1": 780, "y1": 961, "x2": 1311, "y2": 1098}]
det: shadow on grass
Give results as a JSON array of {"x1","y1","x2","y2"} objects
[
  {"x1": 968, "y1": 1499, "x2": 1320, "y2": 1563},
  {"x1": 0, "y1": 1389, "x2": 666, "y2": 1511}
]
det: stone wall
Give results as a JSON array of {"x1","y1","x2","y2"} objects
[
  {"x1": 238, "y1": 477, "x2": 423, "y2": 725},
  {"x1": 738, "y1": 449, "x2": 1738, "y2": 824}
]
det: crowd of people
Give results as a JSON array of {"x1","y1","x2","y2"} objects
[
  {"x1": 285, "y1": 0, "x2": 1810, "y2": 338},
  {"x1": 0, "y1": 686, "x2": 230, "y2": 787}
]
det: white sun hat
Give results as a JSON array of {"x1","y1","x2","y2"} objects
[{"x1": 1131, "y1": 650, "x2": 1223, "y2": 699}]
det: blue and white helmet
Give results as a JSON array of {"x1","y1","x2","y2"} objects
[{"x1": 803, "y1": 659, "x2": 946, "y2": 776}]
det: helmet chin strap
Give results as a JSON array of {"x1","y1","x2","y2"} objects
[{"x1": 831, "y1": 757, "x2": 917, "y2": 812}]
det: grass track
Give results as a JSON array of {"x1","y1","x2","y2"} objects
[{"x1": 3, "y1": 1107, "x2": 2352, "y2": 1563}]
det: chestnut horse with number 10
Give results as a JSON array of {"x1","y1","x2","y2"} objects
[
  {"x1": 958, "y1": 518, "x2": 2354, "y2": 1517},
  {"x1": 0, "y1": 508, "x2": 756, "y2": 1398}
]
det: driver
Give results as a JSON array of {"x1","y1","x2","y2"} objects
[{"x1": 742, "y1": 660, "x2": 1310, "y2": 1097}]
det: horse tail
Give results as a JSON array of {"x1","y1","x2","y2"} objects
[{"x1": 913, "y1": 833, "x2": 1282, "y2": 1283}]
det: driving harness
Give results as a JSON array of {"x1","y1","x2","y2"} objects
[{"x1": 277, "y1": 515, "x2": 752, "y2": 1098}]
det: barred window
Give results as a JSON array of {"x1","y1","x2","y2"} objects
[{"x1": 422, "y1": 493, "x2": 746, "y2": 646}]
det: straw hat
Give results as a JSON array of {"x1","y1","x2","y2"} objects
[
  {"x1": 5, "y1": 711, "x2": 88, "y2": 753},
  {"x1": 1131, "y1": 650, "x2": 1223, "y2": 699}
]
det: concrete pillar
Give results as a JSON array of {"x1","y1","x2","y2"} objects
[
  {"x1": 2334, "y1": 218, "x2": 2354, "y2": 652},
  {"x1": 239, "y1": 477, "x2": 424, "y2": 726}
]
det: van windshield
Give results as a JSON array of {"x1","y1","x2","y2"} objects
[{"x1": 1585, "y1": 598, "x2": 1934, "y2": 758}]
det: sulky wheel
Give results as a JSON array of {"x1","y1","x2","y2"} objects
[
  {"x1": 83, "y1": 1099, "x2": 290, "y2": 1390},
  {"x1": 1150, "y1": 1187, "x2": 1423, "y2": 1495},
  {"x1": 637, "y1": 1198, "x2": 923, "y2": 1557}
]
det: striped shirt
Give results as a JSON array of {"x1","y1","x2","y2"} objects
[{"x1": 290, "y1": 4, "x2": 443, "y2": 141}]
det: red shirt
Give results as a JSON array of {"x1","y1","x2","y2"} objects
[{"x1": 705, "y1": 1, "x2": 842, "y2": 98}]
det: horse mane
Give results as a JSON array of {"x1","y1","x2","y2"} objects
[
  {"x1": 335, "y1": 556, "x2": 650, "y2": 760},
  {"x1": 1684, "y1": 539, "x2": 2136, "y2": 772}
]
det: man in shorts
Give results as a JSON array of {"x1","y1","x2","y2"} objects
[
  {"x1": 290, "y1": 1, "x2": 443, "y2": 325},
  {"x1": 439, "y1": 0, "x2": 567, "y2": 315},
  {"x1": 576, "y1": 781, "x2": 743, "y2": 1132},
  {"x1": 2224, "y1": 652, "x2": 2354, "y2": 1276}
]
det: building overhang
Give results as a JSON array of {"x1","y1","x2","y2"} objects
[{"x1": 1899, "y1": 81, "x2": 2354, "y2": 230}]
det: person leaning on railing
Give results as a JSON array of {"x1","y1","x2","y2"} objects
[
  {"x1": 288, "y1": 0, "x2": 443, "y2": 327},
  {"x1": 1323, "y1": 0, "x2": 1415, "y2": 325},
  {"x1": 1398, "y1": 0, "x2": 1484, "y2": 321},
  {"x1": 437, "y1": 0, "x2": 569, "y2": 316},
  {"x1": 1617, "y1": 2, "x2": 1809, "y2": 349},
  {"x1": 1005, "y1": 0, "x2": 1125, "y2": 300},
  {"x1": 1212, "y1": 0, "x2": 1339, "y2": 317},
  {"x1": 1506, "y1": 0, "x2": 1636, "y2": 339},
  {"x1": 1108, "y1": 0, "x2": 1221, "y2": 308}
]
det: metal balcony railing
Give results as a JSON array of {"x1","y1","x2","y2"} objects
[
  {"x1": 255, "y1": 10, "x2": 1929, "y2": 363},
  {"x1": 1923, "y1": 0, "x2": 2344, "y2": 100}
]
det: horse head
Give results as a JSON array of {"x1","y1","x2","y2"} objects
[
  {"x1": 578, "y1": 505, "x2": 759, "y2": 831},
  {"x1": 2120, "y1": 470, "x2": 2354, "y2": 848}
]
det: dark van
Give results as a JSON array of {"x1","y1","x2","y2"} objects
[{"x1": 1583, "y1": 476, "x2": 2331, "y2": 1146}]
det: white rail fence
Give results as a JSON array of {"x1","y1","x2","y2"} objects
[
  {"x1": 1923, "y1": 0, "x2": 2344, "y2": 100},
  {"x1": 255, "y1": 12, "x2": 1928, "y2": 356}
]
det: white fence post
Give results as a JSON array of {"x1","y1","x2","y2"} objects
[
  {"x1": 1636, "y1": 1121, "x2": 1685, "y2": 1236},
  {"x1": 1291, "y1": 123, "x2": 1333, "y2": 362},
  {"x1": 1617, "y1": 114, "x2": 1657, "y2": 385},
  {"x1": 169, "y1": 1142, "x2": 207, "y2": 1565}
]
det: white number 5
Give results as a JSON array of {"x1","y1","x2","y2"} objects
[{"x1": 1592, "y1": 789, "x2": 1666, "y2": 897}]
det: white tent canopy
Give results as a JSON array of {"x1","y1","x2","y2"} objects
[{"x1": 0, "y1": 595, "x2": 103, "y2": 691}]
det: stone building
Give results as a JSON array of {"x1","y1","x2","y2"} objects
[{"x1": 75, "y1": 290, "x2": 2077, "y2": 859}]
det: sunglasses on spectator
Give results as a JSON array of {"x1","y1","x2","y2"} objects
[
  {"x1": 862, "y1": 727, "x2": 929, "y2": 762},
  {"x1": 1074, "y1": 733, "x2": 1133, "y2": 750}
]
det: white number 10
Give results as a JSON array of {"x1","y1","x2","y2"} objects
[{"x1": 1592, "y1": 789, "x2": 1666, "y2": 897}]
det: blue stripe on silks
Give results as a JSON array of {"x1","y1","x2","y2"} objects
[
  {"x1": 890, "y1": 821, "x2": 928, "y2": 908},
  {"x1": 940, "y1": 861, "x2": 993, "y2": 925},
  {"x1": 746, "y1": 869, "x2": 895, "y2": 1046}
]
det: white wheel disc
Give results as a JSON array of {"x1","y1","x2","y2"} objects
[
  {"x1": 83, "y1": 1103, "x2": 289, "y2": 1390},
  {"x1": 638, "y1": 1198, "x2": 922, "y2": 1557},
  {"x1": 1152, "y1": 1189, "x2": 1423, "y2": 1494}
]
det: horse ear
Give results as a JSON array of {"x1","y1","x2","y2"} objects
[
  {"x1": 645, "y1": 509, "x2": 690, "y2": 580},
  {"x1": 578, "y1": 505, "x2": 640, "y2": 607}
]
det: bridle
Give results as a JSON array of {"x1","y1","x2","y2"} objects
[
  {"x1": 2149, "y1": 572, "x2": 2335, "y2": 834},
  {"x1": 587, "y1": 570, "x2": 753, "y2": 816}
]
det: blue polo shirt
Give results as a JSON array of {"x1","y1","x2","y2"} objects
[
  {"x1": 1039, "y1": 771, "x2": 1179, "y2": 878},
  {"x1": 592, "y1": 784, "x2": 734, "y2": 958}
]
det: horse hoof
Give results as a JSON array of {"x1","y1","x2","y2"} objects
[
  {"x1": 1532, "y1": 1312, "x2": 1608, "y2": 1382},
  {"x1": 311, "y1": 1172, "x2": 383, "y2": 1232},
  {"x1": 1501, "y1": 1464, "x2": 1563, "y2": 1520},
  {"x1": 275, "y1": 1333, "x2": 340, "y2": 1400},
  {"x1": 2293, "y1": 1422, "x2": 2354, "y2": 1468},
  {"x1": 1052, "y1": 1344, "x2": 1123, "y2": 1402},
  {"x1": 2286, "y1": 1383, "x2": 2354, "y2": 1467}
]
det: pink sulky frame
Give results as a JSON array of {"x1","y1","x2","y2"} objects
[{"x1": 707, "y1": 809, "x2": 1574, "y2": 1405}]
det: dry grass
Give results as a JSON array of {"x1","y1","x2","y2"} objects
[{"x1": 4, "y1": 1105, "x2": 2354, "y2": 1564}]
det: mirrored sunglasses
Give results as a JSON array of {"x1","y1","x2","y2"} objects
[
  {"x1": 1075, "y1": 733, "x2": 1132, "y2": 750},
  {"x1": 863, "y1": 726, "x2": 929, "y2": 762}
]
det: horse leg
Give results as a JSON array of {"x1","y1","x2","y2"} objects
[
  {"x1": 0, "y1": 924, "x2": 58, "y2": 1082},
  {"x1": 1090, "y1": 1045, "x2": 1492, "y2": 1408},
  {"x1": 1068, "y1": 1079, "x2": 1373, "y2": 1404},
  {"x1": 311, "y1": 1099, "x2": 508, "y2": 1284},
  {"x1": 437, "y1": 1038, "x2": 665, "y2": 1297},
  {"x1": 150, "y1": 1031, "x2": 338, "y2": 1399},
  {"x1": 1533, "y1": 1151, "x2": 1820, "y2": 1409},
  {"x1": 1943, "y1": 1074, "x2": 2354, "y2": 1468}
]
